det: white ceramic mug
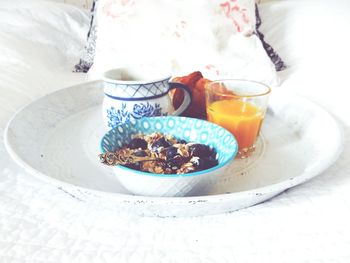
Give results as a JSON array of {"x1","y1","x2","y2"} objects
[{"x1": 102, "y1": 67, "x2": 192, "y2": 129}]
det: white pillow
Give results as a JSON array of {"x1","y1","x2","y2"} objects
[{"x1": 89, "y1": 0, "x2": 279, "y2": 85}]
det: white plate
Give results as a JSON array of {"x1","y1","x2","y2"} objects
[{"x1": 4, "y1": 81, "x2": 343, "y2": 217}]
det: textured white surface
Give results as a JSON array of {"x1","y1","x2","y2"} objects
[{"x1": 1, "y1": 0, "x2": 350, "y2": 262}]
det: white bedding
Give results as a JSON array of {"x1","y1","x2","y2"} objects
[
  {"x1": 0, "y1": 1, "x2": 88, "y2": 123},
  {"x1": 1, "y1": 0, "x2": 350, "y2": 262}
]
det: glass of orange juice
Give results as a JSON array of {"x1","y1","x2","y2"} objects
[{"x1": 205, "y1": 79, "x2": 271, "y2": 158}]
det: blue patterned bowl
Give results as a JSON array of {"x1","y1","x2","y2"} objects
[{"x1": 100, "y1": 116, "x2": 238, "y2": 197}]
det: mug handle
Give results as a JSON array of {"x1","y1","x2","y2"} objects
[{"x1": 168, "y1": 82, "x2": 192, "y2": 116}]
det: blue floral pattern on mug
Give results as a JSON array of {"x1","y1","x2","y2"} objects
[
  {"x1": 132, "y1": 102, "x2": 163, "y2": 119},
  {"x1": 107, "y1": 102, "x2": 166, "y2": 128},
  {"x1": 106, "y1": 103, "x2": 131, "y2": 128}
]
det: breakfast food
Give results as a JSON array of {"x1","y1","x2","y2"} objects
[
  {"x1": 102, "y1": 132, "x2": 218, "y2": 174},
  {"x1": 171, "y1": 71, "x2": 235, "y2": 119},
  {"x1": 171, "y1": 71, "x2": 209, "y2": 119}
]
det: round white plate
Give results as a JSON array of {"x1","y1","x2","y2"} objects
[{"x1": 4, "y1": 81, "x2": 343, "y2": 217}]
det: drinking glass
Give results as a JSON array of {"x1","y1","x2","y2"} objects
[{"x1": 205, "y1": 79, "x2": 271, "y2": 158}]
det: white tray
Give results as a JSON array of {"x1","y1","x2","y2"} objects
[{"x1": 4, "y1": 81, "x2": 343, "y2": 217}]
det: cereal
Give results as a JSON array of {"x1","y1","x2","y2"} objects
[{"x1": 113, "y1": 132, "x2": 218, "y2": 174}]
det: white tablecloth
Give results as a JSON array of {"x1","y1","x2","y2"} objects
[{"x1": 1, "y1": 0, "x2": 350, "y2": 262}]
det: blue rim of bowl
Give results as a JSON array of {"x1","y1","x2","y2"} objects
[{"x1": 100, "y1": 116, "x2": 238, "y2": 178}]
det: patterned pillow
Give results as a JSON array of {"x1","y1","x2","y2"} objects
[
  {"x1": 255, "y1": 4, "x2": 285, "y2": 71},
  {"x1": 74, "y1": 0, "x2": 98, "y2": 72},
  {"x1": 75, "y1": 0, "x2": 285, "y2": 77}
]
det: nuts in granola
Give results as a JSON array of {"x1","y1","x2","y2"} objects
[{"x1": 111, "y1": 132, "x2": 218, "y2": 174}]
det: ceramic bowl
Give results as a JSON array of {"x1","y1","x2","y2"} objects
[{"x1": 100, "y1": 116, "x2": 238, "y2": 197}]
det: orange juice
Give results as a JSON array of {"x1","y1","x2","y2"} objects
[{"x1": 207, "y1": 99, "x2": 263, "y2": 150}]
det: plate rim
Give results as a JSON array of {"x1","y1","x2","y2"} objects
[{"x1": 3, "y1": 82, "x2": 345, "y2": 204}]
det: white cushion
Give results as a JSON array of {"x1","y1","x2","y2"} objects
[{"x1": 89, "y1": 0, "x2": 279, "y2": 85}]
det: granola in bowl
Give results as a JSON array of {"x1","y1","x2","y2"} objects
[
  {"x1": 103, "y1": 132, "x2": 219, "y2": 174},
  {"x1": 99, "y1": 116, "x2": 238, "y2": 196}
]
